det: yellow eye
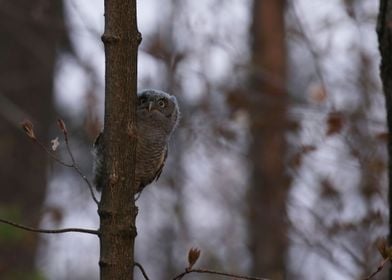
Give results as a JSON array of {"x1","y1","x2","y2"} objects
[{"x1": 158, "y1": 100, "x2": 166, "y2": 108}]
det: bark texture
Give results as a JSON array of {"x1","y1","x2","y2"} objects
[
  {"x1": 248, "y1": 1, "x2": 289, "y2": 279},
  {"x1": 98, "y1": 0, "x2": 140, "y2": 279},
  {"x1": 377, "y1": 1, "x2": 392, "y2": 279},
  {"x1": 0, "y1": 1, "x2": 65, "y2": 277}
]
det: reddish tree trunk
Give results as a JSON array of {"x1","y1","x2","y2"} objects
[{"x1": 247, "y1": 1, "x2": 289, "y2": 279}]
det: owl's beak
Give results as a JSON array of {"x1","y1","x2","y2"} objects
[{"x1": 148, "y1": 101, "x2": 153, "y2": 112}]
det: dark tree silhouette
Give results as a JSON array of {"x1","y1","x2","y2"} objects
[
  {"x1": 377, "y1": 0, "x2": 392, "y2": 279},
  {"x1": 0, "y1": 1, "x2": 66, "y2": 277}
]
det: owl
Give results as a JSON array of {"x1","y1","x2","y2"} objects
[{"x1": 93, "y1": 89, "x2": 180, "y2": 195}]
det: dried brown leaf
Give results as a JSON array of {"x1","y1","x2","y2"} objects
[
  {"x1": 301, "y1": 145, "x2": 317, "y2": 153},
  {"x1": 290, "y1": 153, "x2": 302, "y2": 169},
  {"x1": 377, "y1": 238, "x2": 389, "y2": 259},
  {"x1": 326, "y1": 112, "x2": 344, "y2": 136},
  {"x1": 226, "y1": 89, "x2": 249, "y2": 111},
  {"x1": 289, "y1": 145, "x2": 317, "y2": 169},
  {"x1": 320, "y1": 178, "x2": 339, "y2": 199},
  {"x1": 45, "y1": 206, "x2": 64, "y2": 224},
  {"x1": 57, "y1": 118, "x2": 67, "y2": 135},
  {"x1": 21, "y1": 119, "x2": 36, "y2": 140},
  {"x1": 187, "y1": 247, "x2": 201, "y2": 270},
  {"x1": 375, "y1": 132, "x2": 389, "y2": 143},
  {"x1": 308, "y1": 83, "x2": 327, "y2": 104}
]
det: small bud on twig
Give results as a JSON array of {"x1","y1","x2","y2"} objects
[
  {"x1": 21, "y1": 119, "x2": 36, "y2": 140},
  {"x1": 187, "y1": 247, "x2": 201, "y2": 270},
  {"x1": 57, "y1": 118, "x2": 68, "y2": 136},
  {"x1": 377, "y1": 238, "x2": 392, "y2": 259}
]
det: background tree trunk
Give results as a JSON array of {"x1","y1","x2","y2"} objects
[
  {"x1": 0, "y1": 1, "x2": 66, "y2": 278},
  {"x1": 98, "y1": 0, "x2": 140, "y2": 279},
  {"x1": 247, "y1": 0, "x2": 289, "y2": 279},
  {"x1": 377, "y1": 1, "x2": 392, "y2": 279}
]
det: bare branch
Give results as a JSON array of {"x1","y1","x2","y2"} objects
[
  {"x1": 363, "y1": 257, "x2": 390, "y2": 280},
  {"x1": 59, "y1": 122, "x2": 100, "y2": 205},
  {"x1": 35, "y1": 138, "x2": 73, "y2": 167},
  {"x1": 70, "y1": 162, "x2": 100, "y2": 205},
  {"x1": 290, "y1": 2, "x2": 328, "y2": 91},
  {"x1": 134, "y1": 262, "x2": 150, "y2": 280},
  {"x1": 22, "y1": 119, "x2": 100, "y2": 205},
  {"x1": 43, "y1": 135, "x2": 99, "y2": 204},
  {"x1": 172, "y1": 268, "x2": 269, "y2": 280},
  {"x1": 0, "y1": 218, "x2": 99, "y2": 235}
]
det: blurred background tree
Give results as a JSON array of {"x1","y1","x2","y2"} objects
[
  {"x1": 247, "y1": 1, "x2": 289, "y2": 279},
  {"x1": 0, "y1": 0, "x2": 388, "y2": 280},
  {"x1": 0, "y1": 1, "x2": 67, "y2": 279}
]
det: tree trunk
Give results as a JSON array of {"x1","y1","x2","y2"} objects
[
  {"x1": 0, "y1": 1, "x2": 65, "y2": 277},
  {"x1": 377, "y1": 1, "x2": 392, "y2": 279},
  {"x1": 98, "y1": 0, "x2": 140, "y2": 279},
  {"x1": 247, "y1": 1, "x2": 289, "y2": 279}
]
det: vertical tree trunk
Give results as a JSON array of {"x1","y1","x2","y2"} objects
[
  {"x1": 377, "y1": 1, "x2": 392, "y2": 279},
  {"x1": 0, "y1": 1, "x2": 65, "y2": 277},
  {"x1": 98, "y1": 0, "x2": 140, "y2": 279},
  {"x1": 247, "y1": 1, "x2": 289, "y2": 279}
]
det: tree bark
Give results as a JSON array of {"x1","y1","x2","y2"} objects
[
  {"x1": 377, "y1": 1, "x2": 392, "y2": 279},
  {"x1": 248, "y1": 0, "x2": 289, "y2": 279},
  {"x1": 98, "y1": 0, "x2": 140, "y2": 279},
  {"x1": 0, "y1": 1, "x2": 65, "y2": 277}
]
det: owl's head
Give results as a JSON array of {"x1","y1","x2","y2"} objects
[{"x1": 137, "y1": 89, "x2": 180, "y2": 133}]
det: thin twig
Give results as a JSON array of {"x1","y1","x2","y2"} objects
[
  {"x1": 63, "y1": 132, "x2": 100, "y2": 205},
  {"x1": 290, "y1": 2, "x2": 328, "y2": 92},
  {"x1": 363, "y1": 257, "x2": 390, "y2": 280},
  {"x1": 134, "y1": 262, "x2": 150, "y2": 280},
  {"x1": 35, "y1": 139, "x2": 73, "y2": 167},
  {"x1": 0, "y1": 218, "x2": 99, "y2": 235},
  {"x1": 71, "y1": 163, "x2": 99, "y2": 205},
  {"x1": 22, "y1": 119, "x2": 99, "y2": 204},
  {"x1": 173, "y1": 268, "x2": 269, "y2": 280}
]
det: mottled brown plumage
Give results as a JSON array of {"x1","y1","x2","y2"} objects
[{"x1": 93, "y1": 89, "x2": 179, "y2": 194}]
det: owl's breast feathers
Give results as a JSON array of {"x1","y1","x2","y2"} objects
[
  {"x1": 154, "y1": 147, "x2": 168, "y2": 182},
  {"x1": 93, "y1": 131, "x2": 168, "y2": 193},
  {"x1": 135, "y1": 128, "x2": 169, "y2": 193},
  {"x1": 136, "y1": 146, "x2": 167, "y2": 193}
]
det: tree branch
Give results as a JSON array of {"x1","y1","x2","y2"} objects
[
  {"x1": 21, "y1": 119, "x2": 100, "y2": 205},
  {"x1": 134, "y1": 262, "x2": 150, "y2": 280},
  {"x1": 60, "y1": 121, "x2": 100, "y2": 205},
  {"x1": 363, "y1": 257, "x2": 390, "y2": 280},
  {"x1": 172, "y1": 268, "x2": 269, "y2": 280},
  {"x1": 0, "y1": 218, "x2": 98, "y2": 235},
  {"x1": 35, "y1": 138, "x2": 73, "y2": 167},
  {"x1": 290, "y1": 1, "x2": 327, "y2": 92}
]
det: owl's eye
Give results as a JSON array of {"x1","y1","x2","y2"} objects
[{"x1": 158, "y1": 99, "x2": 166, "y2": 108}]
